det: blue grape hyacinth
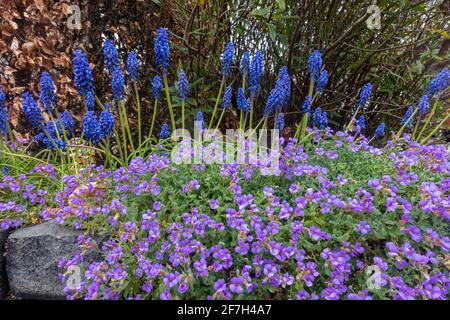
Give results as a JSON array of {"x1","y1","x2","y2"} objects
[
  {"x1": 357, "y1": 83, "x2": 373, "y2": 108},
  {"x1": 302, "y1": 96, "x2": 311, "y2": 114},
  {"x1": 237, "y1": 88, "x2": 250, "y2": 113},
  {"x1": 356, "y1": 115, "x2": 366, "y2": 129},
  {"x1": 127, "y1": 51, "x2": 139, "y2": 81},
  {"x1": 61, "y1": 111, "x2": 75, "y2": 135},
  {"x1": 99, "y1": 105, "x2": 115, "y2": 139},
  {"x1": 22, "y1": 92, "x2": 44, "y2": 128},
  {"x1": 417, "y1": 95, "x2": 429, "y2": 117},
  {"x1": 73, "y1": 50, "x2": 96, "y2": 97},
  {"x1": 276, "y1": 112, "x2": 285, "y2": 131},
  {"x1": 177, "y1": 69, "x2": 189, "y2": 102},
  {"x1": 83, "y1": 111, "x2": 102, "y2": 145},
  {"x1": 308, "y1": 50, "x2": 322, "y2": 81},
  {"x1": 0, "y1": 86, "x2": 10, "y2": 135},
  {"x1": 375, "y1": 122, "x2": 385, "y2": 139},
  {"x1": 401, "y1": 106, "x2": 414, "y2": 128},
  {"x1": 240, "y1": 51, "x2": 250, "y2": 76},
  {"x1": 221, "y1": 41, "x2": 234, "y2": 79},
  {"x1": 160, "y1": 123, "x2": 169, "y2": 140},
  {"x1": 103, "y1": 39, "x2": 119, "y2": 73},
  {"x1": 264, "y1": 66, "x2": 290, "y2": 117},
  {"x1": 152, "y1": 75, "x2": 162, "y2": 100},
  {"x1": 112, "y1": 67, "x2": 125, "y2": 101},
  {"x1": 85, "y1": 92, "x2": 95, "y2": 111},
  {"x1": 426, "y1": 67, "x2": 449, "y2": 97},
  {"x1": 39, "y1": 72, "x2": 57, "y2": 113},
  {"x1": 312, "y1": 107, "x2": 328, "y2": 129},
  {"x1": 316, "y1": 70, "x2": 328, "y2": 94},
  {"x1": 196, "y1": 111, "x2": 204, "y2": 130},
  {"x1": 249, "y1": 50, "x2": 263, "y2": 97},
  {"x1": 221, "y1": 86, "x2": 232, "y2": 109},
  {"x1": 154, "y1": 28, "x2": 170, "y2": 73}
]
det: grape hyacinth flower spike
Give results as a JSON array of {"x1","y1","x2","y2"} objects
[
  {"x1": 160, "y1": 123, "x2": 170, "y2": 140},
  {"x1": 426, "y1": 67, "x2": 449, "y2": 97},
  {"x1": 73, "y1": 49, "x2": 96, "y2": 108},
  {"x1": 221, "y1": 41, "x2": 234, "y2": 80},
  {"x1": 374, "y1": 122, "x2": 385, "y2": 139},
  {"x1": 100, "y1": 105, "x2": 115, "y2": 139},
  {"x1": 22, "y1": 92, "x2": 44, "y2": 129},
  {"x1": 316, "y1": 70, "x2": 328, "y2": 94},
  {"x1": 357, "y1": 83, "x2": 373, "y2": 109},
  {"x1": 249, "y1": 50, "x2": 263, "y2": 98},
  {"x1": 0, "y1": 86, "x2": 11, "y2": 137},
  {"x1": 61, "y1": 111, "x2": 75, "y2": 135},
  {"x1": 196, "y1": 111, "x2": 204, "y2": 130},
  {"x1": 418, "y1": 95, "x2": 429, "y2": 117},
  {"x1": 103, "y1": 39, "x2": 119, "y2": 74},
  {"x1": 276, "y1": 112, "x2": 285, "y2": 131},
  {"x1": 127, "y1": 51, "x2": 139, "y2": 81},
  {"x1": 39, "y1": 72, "x2": 57, "y2": 113},
  {"x1": 401, "y1": 106, "x2": 415, "y2": 128},
  {"x1": 112, "y1": 67, "x2": 125, "y2": 101},
  {"x1": 357, "y1": 115, "x2": 366, "y2": 130},
  {"x1": 83, "y1": 111, "x2": 102, "y2": 145},
  {"x1": 154, "y1": 28, "x2": 170, "y2": 73},
  {"x1": 214, "y1": 86, "x2": 232, "y2": 131},
  {"x1": 240, "y1": 51, "x2": 250, "y2": 78},
  {"x1": 178, "y1": 69, "x2": 189, "y2": 132},
  {"x1": 308, "y1": 50, "x2": 322, "y2": 82}
]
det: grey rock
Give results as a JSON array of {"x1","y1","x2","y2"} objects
[
  {"x1": 6, "y1": 221, "x2": 105, "y2": 300},
  {"x1": 0, "y1": 230, "x2": 9, "y2": 299}
]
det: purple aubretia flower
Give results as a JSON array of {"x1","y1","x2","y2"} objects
[
  {"x1": 152, "y1": 75, "x2": 162, "y2": 100},
  {"x1": 73, "y1": 49, "x2": 96, "y2": 97},
  {"x1": 103, "y1": 39, "x2": 119, "y2": 73},
  {"x1": 154, "y1": 28, "x2": 170, "y2": 73},
  {"x1": 221, "y1": 41, "x2": 234, "y2": 79},
  {"x1": 229, "y1": 277, "x2": 244, "y2": 294},
  {"x1": 39, "y1": 72, "x2": 57, "y2": 113},
  {"x1": 357, "y1": 83, "x2": 373, "y2": 108},
  {"x1": 177, "y1": 69, "x2": 189, "y2": 102},
  {"x1": 357, "y1": 221, "x2": 371, "y2": 235},
  {"x1": 22, "y1": 92, "x2": 44, "y2": 128},
  {"x1": 83, "y1": 111, "x2": 102, "y2": 145},
  {"x1": 221, "y1": 86, "x2": 232, "y2": 109},
  {"x1": 126, "y1": 51, "x2": 139, "y2": 81}
]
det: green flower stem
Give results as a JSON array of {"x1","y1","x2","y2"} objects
[
  {"x1": 208, "y1": 76, "x2": 225, "y2": 130},
  {"x1": 148, "y1": 99, "x2": 158, "y2": 143},
  {"x1": 394, "y1": 107, "x2": 418, "y2": 141},
  {"x1": 416, "y1": 98, "x2": 440, "y2": 142},
  {"x1": 181, "y1": 100, "x2": 185, "y2": 138},
  {"x1": 214, "y1": 108, "x2": 226, "y2": 131},
  {"x1": 119, "y1": 100, "x2": 135, "y2": 153},
  {"x1": 163, "y1": 74, "x2": 177, "y2": 133},
  {"x1": 117, "y1": 101, "x2": 128, "y2": 162},
  {"x1": 95, "y1": 96, "x2": 106, "y2": 111},
  {"x1": 239, "y1": 109, "x2": 244, "y2": 131},
  {"x1": 412, "y1": 115, "x2": 421, "y2": 141},
  {"x1": 133, "y1": 81, "x2": 142, "y2": 151},
  {"x1": 420, "y1": 111, "x2": 450, "y2": 145}
]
